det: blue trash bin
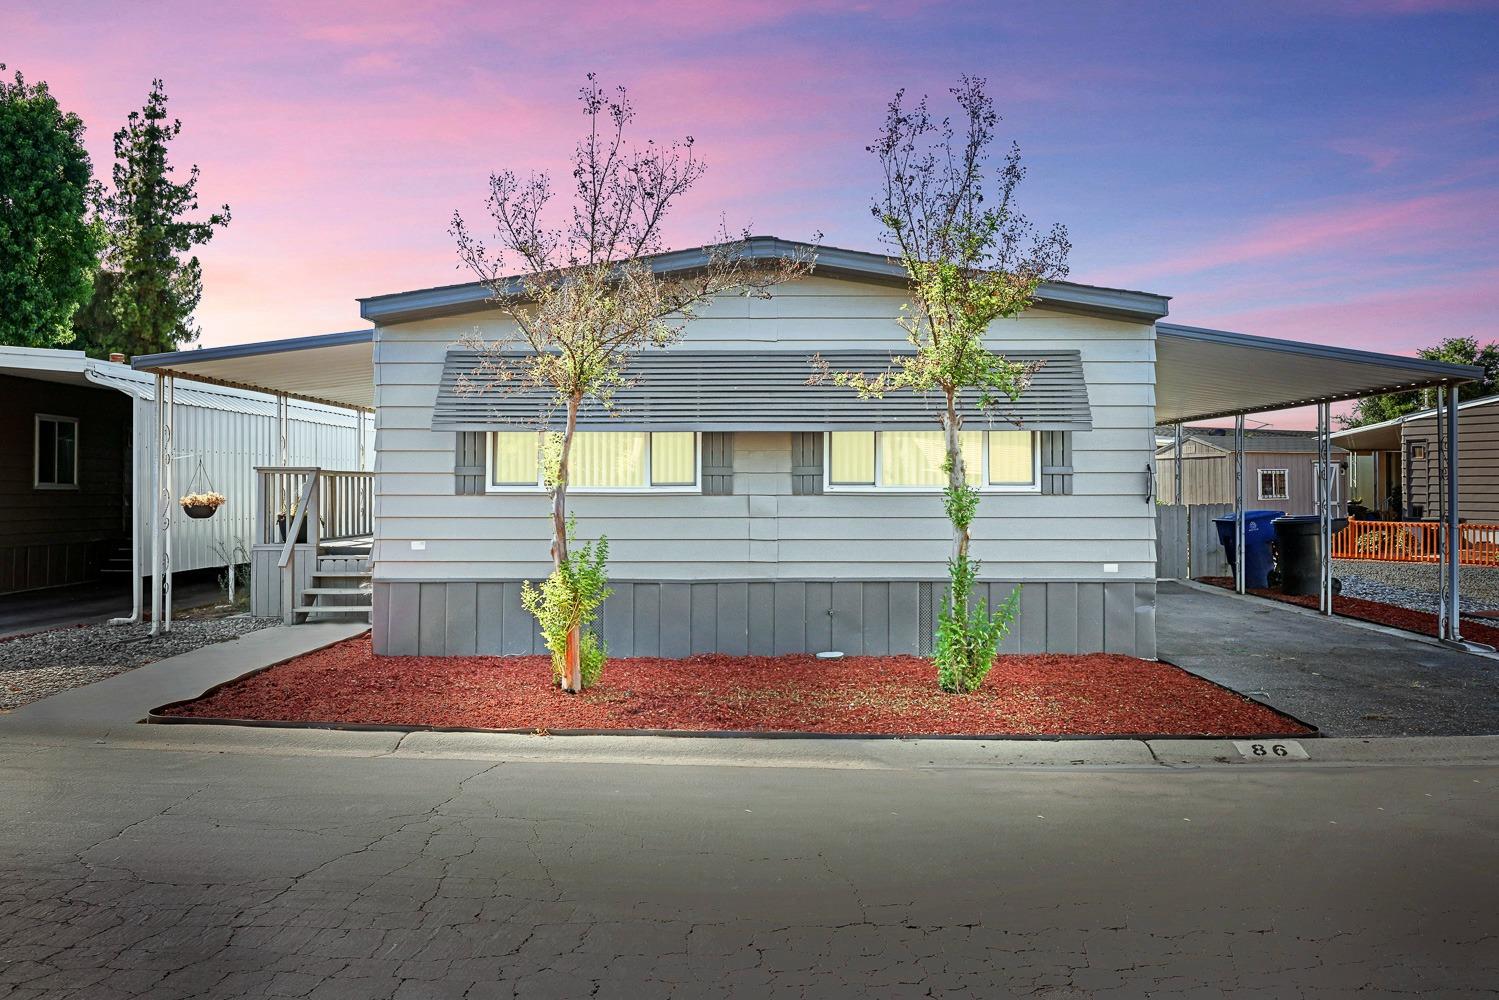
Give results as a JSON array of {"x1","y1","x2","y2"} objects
[{"x1": 1213, "y1": 510, "x2": 1285, "y2": 589}]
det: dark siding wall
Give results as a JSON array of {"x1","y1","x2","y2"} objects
[
  {"x1": 0, "y1": 375, "x2": 131, "y2": 593},
  {"x1": 1403, "y1": 402, "x2": 1499, "y2": 521}
]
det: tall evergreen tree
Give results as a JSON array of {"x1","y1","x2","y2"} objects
[
  {"x1": 75, "y1": 79, "x2": 229, "y2": 358},
  {"x1": 0, "y1": 65, "x2": 101, "y2": 347}
]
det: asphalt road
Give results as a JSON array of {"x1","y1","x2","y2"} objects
[{"x1": 1, "y1": 739, "x2": 1495, "y2": 998}]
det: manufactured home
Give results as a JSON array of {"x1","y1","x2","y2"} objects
[
  {"x1": 133, "y1": 238, "x2": 1489, "y2": 654},
  {"x1": 0, "y1": 346, "x2": 370, "y2": 606}
]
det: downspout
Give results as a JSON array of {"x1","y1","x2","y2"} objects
[{"x1": 83, "y1": 363, "x2": 147, "y2": 626}]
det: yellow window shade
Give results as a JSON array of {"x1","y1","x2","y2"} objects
[
  {"x1": 650, "y1": 432, "x2": 696, "y2": 486},
  {"x1": 828, "y1": 431, "x2": 875, "y2": 485}
]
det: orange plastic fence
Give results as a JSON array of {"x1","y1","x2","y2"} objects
[{"x1": 1332, "y1": 519, "x2": 1499, "y2": 567}]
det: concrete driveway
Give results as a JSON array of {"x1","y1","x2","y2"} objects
[{"x1": 1158, "y1": 580, "x2": 1499, "y2": 737}]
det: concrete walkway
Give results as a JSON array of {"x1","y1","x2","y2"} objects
[
  {"x1": 1158, "y1": 580, "x2": 1499, "y2": 737},
  {"x1": 0, "y1": 622, "x2": 367, "y2": 741}
]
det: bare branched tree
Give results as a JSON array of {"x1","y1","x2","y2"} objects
[
  {"x1": 812, "y1": 76, "x2": 1070, "y2": 692},
  {"x1": 451, "y1": 75, "x2": 814, "y2": 691}
]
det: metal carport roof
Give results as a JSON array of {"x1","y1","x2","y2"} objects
[
  {"x1": 132, "y1": 329, "x2": 375, "y2": 410},
  {"x1": 1156, "y1": 323, "x2": 1483, "y2": 423}
]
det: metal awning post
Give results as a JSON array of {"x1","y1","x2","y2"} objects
[
  {"x1": 1173, "y1": 423, "x2": 1183, "y2": 505},
  {"x1": 162, "y1": 376, "x2": 175, "y2": 632},
  {"x1": 1436, "y1": 388, "x2": 1448, "y2": 639},
  {"x1": 1446, "y1": 384, "x2": 1462, "y2": 643},
  {"x1": 1234, "y1": 414, "x2": 1246, "y2": 594},
  {"x1": 1318, "y1": 402, "x2": 1332, "y2": 615},
  {"x1": 150, "y1": 375, "x2": 163, "y2": 634}
]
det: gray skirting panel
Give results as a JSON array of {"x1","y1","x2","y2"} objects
[{"x1": 372, "y1": 579, "x2": 1157, "y2": 660}]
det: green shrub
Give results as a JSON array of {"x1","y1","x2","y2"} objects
[
  {"x1": 934, "y1": 478, "x2": 1018, "y2": 693},
  {"x1": 521, "y1": 519, "x2": 612, "y2": 690},
  {"x1": 934, "y1": 553, "x2": 1019, "y2": 694}
]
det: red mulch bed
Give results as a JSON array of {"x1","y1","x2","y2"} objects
[
  {"x1": 157, "y1": 635, "x2": 1310, "y2": 738},
  {"x1": 1200, "y1": 577, "x2": 1499, "y2": 647}
]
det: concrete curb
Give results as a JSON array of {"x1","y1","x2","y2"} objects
[{"x1": 5, "y1": 724, "x2": 1493, "y2": 771}]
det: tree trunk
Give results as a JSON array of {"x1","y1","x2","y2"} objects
[
  {"x1": 943, "y1": 389, "x2": 968, "y2": 564},
  {"x1": 554, "y1": 394, "x2": 583, "y2": 692}
]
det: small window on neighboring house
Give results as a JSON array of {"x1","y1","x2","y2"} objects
[
  {"x1": 1258, "y1": 468, "x2": 1288, "y2": 501},
  {"x1": 487, "y1": 431, "x2": 699, "y2": 492},
  {"x1": 825, "y1": 429, "x2": 1039, "y2": 492},
  {"x1": 1410, "y1": 442, "x2": 1427, "y2": 462},
  {"x1": 35, "y1": 415, "x2": 79, "y2": 489}
]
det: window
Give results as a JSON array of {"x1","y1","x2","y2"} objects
[
  {"x1": 825, "y1": 430, "x2": 1038, "y2": 492},
  {"x1": 35, "y1": 415, "x2": 78, "y2": 489},
  {"x1": 1258, "y1": 468, "x2": 1288, "y2": 501},
  {"x1": 487, "y1": 431, "x2": 699, "y2": 491}
]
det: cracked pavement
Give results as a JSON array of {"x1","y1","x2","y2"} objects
[{"x1": 0, "y1": 739, "x2": 1495, "y2": 998}]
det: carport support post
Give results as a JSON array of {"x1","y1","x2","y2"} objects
[
  {"x1": 1318, "y1": 402, "x2": 1332, "y2": 615},
  {"x1": 1445, "y1": 384, "x2": 1462, "y2": 643},
  {"x1": 1173, "y1": 423, "x2": 1183, "y2": 505},
  {"x1": 1234, "y1": 414, "x2": 1245, "y2": 594}
]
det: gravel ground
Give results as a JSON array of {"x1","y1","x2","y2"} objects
[
  {"x1": 1333, "y1": 559, "x2": 1499, "y2": 616},
  {"x1": 0, "y1": 616, "x2": 278, "y2": 712}
]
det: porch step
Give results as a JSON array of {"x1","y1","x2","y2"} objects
[
  {"x1": 301, "y1": 587, "x2": 371, "y2": 597},
  {"x1": 294, "y1": 604, "x2": 373, "y2": 615},
  {"x1": 312, "y1": 571, "x2": 372, "y2": 580}
]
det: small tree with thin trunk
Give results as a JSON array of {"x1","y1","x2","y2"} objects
[
  {"x1": 813, "y1": 77, "x2": 1069, "y2": 693},
  {"x1": 452, "y1": 76, "x2": 813, "y2": 692}
]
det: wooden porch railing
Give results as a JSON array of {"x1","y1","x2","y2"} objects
[
  {"x1": 253, "y1": 467, "x2": 373, "y2": 624},
  {"x1": 255, "y1": 467, "x2": 373, "y2": 545},
  {"x1": 1332, "y1": 519, "x2": 1499, "y2": 567}
]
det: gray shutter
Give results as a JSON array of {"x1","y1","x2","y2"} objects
[
  {"x1": 455, "y1": 431, "x2": 485, "y2": 495},
  {"x1": 791, "y1": 432, "x2": 823, "y2": 495},
  {"x1": 702, "y1": 432, "x2": 734, "y2": 495},
  {"x1": 1040, "y1": 431, "x2": 1073, "y2": 496}
]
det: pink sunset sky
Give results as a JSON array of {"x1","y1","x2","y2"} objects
[{"x1": 9, "y1": 0, "x2": 1499, "y2": 427}]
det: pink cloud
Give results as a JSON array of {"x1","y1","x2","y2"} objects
[{"x1": 1124, "y1": 189, "x2": 1495, "y2": 282}]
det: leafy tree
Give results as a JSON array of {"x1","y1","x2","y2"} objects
[
  {"x1": 74, "y1": 79, "x2": 229, "y2": 358},
  {"x1": 1340, "y1": 336, "x2": 1499, "y2": 427},
  {"x1": 451, "y1": 76, "x2": 814, "y2": 691},
  {"x1": 814, "y1": 77, "x2": 1069, "y2": 693},
  {"x1": 0, "y1": 65, "x2": 101, "y2": 347}
]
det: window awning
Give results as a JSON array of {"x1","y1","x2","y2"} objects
[{"x1": 431, "y1": 350, "x2": 1093, "y2": 433}]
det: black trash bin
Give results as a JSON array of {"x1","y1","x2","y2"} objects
[{"x1": 1272, "y1": 515, "x2": 1349, "y2": 596}]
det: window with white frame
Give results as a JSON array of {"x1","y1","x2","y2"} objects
[
  {"x1": 825, "y1": 429, "x2": 1039, "y2": 491},
  {"x1": 1258, "y1": 468, "x2": 1289, "y2": 501},
  {"x1": 487, "y1": 431, "x2": 699, "y2": 492},
  {"x1": 34, "y1": 415, "x2": 79, "y2": 489}
]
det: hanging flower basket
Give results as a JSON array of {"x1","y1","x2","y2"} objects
[{"x1": 180, "y1": 492, "x2": 227, "y2": 520}]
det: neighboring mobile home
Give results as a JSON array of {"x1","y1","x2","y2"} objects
[
  {"x1": 1154, "y1": 429, "x2": 1348, "y2": 516},
  {"x1": 0, "y1": 346, "x2": 369, "y2": 598},
  {"x1": 358, "y1": 241, "x2": 1168, "y2": 659},
  {"x1": 1332, "y1": 393, "x2": 1499, "y2": 520}
]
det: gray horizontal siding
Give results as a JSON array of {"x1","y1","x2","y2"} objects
[
  {"x1": 374, "y1": 280, "x2": 1157, "y2": 592},
  {"x1": 432, "y1": 350, "x2": 1092, "y2": 432},
  {"x1": 373, "y1": 578, "x2": 1156, "y2": 659}
]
